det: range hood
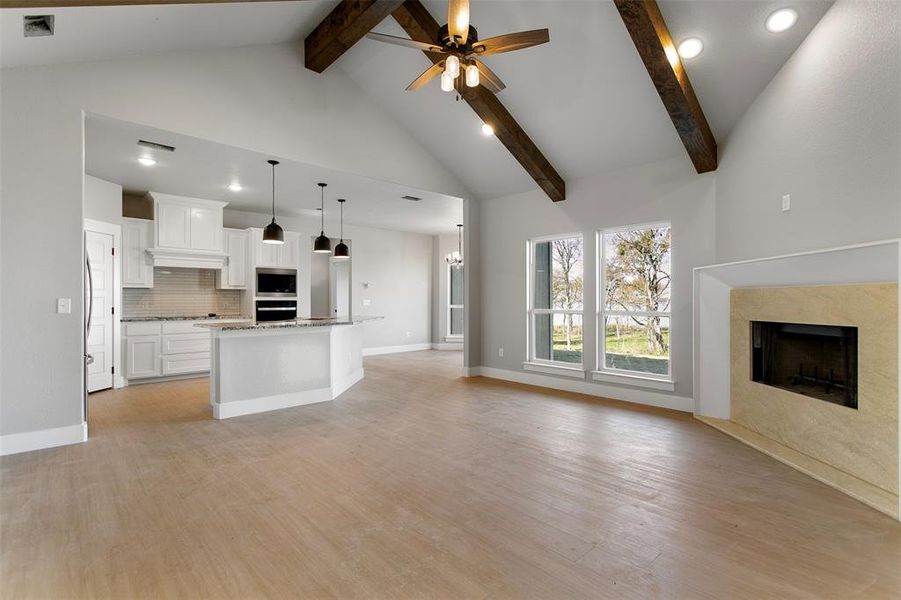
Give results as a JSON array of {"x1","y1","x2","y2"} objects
[{"x1": 146, "y1": 247, "x2": 228, "y2": 270}]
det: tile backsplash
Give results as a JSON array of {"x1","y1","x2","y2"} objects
[{"x1": 123, "y1": 268, "x2": 243, "y2": 317}]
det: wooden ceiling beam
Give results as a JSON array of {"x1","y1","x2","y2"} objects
[
  {"x1": 392, "y1": 0, "x2": 565, "y2": 202},
  {"x1": 304, "y1": 0, "x2": 403, "y2": 74},
  {"x1": 613, "y1": 0, "x2": 717, "y2": 173},
  {"x1": 0, "y1": 0, "x2": 299, "y2": 7}
]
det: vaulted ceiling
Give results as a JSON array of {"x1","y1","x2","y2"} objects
[{"x1": 0, "y1": 0, "x2": 833, "y2": 201}]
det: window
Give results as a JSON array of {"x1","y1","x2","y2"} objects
[
  {"x1": 599, "y1": 224, "x2": 671, "y2": 379},
  {"x1": 528, "y1": 235, "x2": 584, "y2": 366},
  {"x1": 448, "y1": 265, "x2": 464, "y2": 338}
]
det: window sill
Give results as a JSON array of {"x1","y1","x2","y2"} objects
[
  {"x1": 523, "y1": 362, "x2": 586, "y2": 379},
  {"x1": 590, "y1": 370, "x2": 675, "y2": 391}
]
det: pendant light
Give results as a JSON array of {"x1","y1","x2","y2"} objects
[
  {"x1": 334, "y1": 198, "x2": 349, "y2": 259},
  {"x1": 313, "y1": 182, "x2": 332, "y2": 254},
  {"x1": 446, "y1": 223, "x2": 463, "y2": 267},
  {"x1": 262, "y1": 160, "x2": 284, "y2": 245}
]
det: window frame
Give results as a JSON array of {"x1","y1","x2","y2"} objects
[
  {"x1": 525, "y1": 233, "x2": 586, "y2": 370},
  {"x1": 596, "y1": 222, "x2": 673, "y2": 383},
  {"x1": 447, "y1": 263, "x2": 464, "y2": 340}
]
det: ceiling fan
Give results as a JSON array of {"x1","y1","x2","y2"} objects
[{"x1": 365, "y1": 0, "x2": 549, "y2": 94}]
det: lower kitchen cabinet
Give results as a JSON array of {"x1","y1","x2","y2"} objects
[
  {"x1": 162, "y1": 352, "x2": 211, "y2": 375},
  {"x1": 125, "y1": 336, "x2": 162, "y2": 379},
  {"x1": 124, "y1": 320, "x2": 229, "y2": 381}
]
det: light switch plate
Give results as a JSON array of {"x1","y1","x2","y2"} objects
[
  {"x1": 498, "y1": 347, "x2": 504, "y2": 357},
  {"x1": 57, "y1": 298, "x2": 71, "y2": 314},
  {"x1": 782, "y1": 194, "x2": 791, "y2": 212}
]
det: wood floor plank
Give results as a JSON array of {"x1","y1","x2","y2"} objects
[{"x1": 2, "y1": 350, "x2": 899, "y2": 599}]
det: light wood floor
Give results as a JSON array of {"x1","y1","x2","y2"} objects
[{"x1": 2, "y1": 351, "x2": 899, "y2": 599}]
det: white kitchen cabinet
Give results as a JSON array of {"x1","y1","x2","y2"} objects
[
  {"x1": 125, "y1": 336, "x2": 161, "y2": 379},
  {"x1": 217, "y1": 228, "x2": 248, "y2": 289},
  {"x1": 150, "y1": 193, "x2": 227, "y2": 253},
  {"x1": 162, "y1": 352, "x2": 211, "y2": 376},
  {"x1": 121, "y1": 218, "x2": 154, "y2": 288},
  {"x1": 250, "y1": 228, "x2": 300, "y2": 269}
]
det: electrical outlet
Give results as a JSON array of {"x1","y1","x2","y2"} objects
[
  {"x1": 498, "y1": 347, "x2": 504, "y2": 358},
  {"x1": 405, "y1": 331, "x2": 411, "y2": 338},
  {"x1": 362, "y1": 298, "x2": 371, "y2": 306},
  {"x1": 57, "y1": 298, "x2": 71, "y2": 314},
  {"x1": 782, "y1": 194, "x2": 791, "y2": 212}
]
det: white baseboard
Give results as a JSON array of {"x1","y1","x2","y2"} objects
[
  {"x1": 363, "y1": 343, "x2": 432, "y2": 356},
  {"x1": 332, "y1": 368, "x2": 364, "y2": 398},
  {"x1": 212, "y1": 388, "x2": 332, "y2": 419},
  {"x1": 474, "y1": 366, "x2": 693, "y2": 413},
  {"x1": 0, "y1": 421, "x2": 88, "y2": 456},
  {"x1": 431, "y1": 342, "x2": 464, "y2": 351}
]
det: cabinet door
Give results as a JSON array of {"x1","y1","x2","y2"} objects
[
  {"x1": 190, "y1": 206, "x2": 222, "y2": 251},
  {"x1": 225, "y1": 230, "x2": 248, "y2": 288},
  {"x1": 278, "y1": 233, "x2": 300, "y2": 268},
  {"x1": 126, "y1": 336, "x2": 161, "y2": 379},
  {"x1": 157, "y1": 203, "x2": 192, "y2": 249},
  {"x1": 255, "y1": 231, "x2": 280, "y2": 267},
  {"x1": 122, "y1": 219, "x2": 153, "y2": 288}
]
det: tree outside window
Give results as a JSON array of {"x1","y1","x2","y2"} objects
[
  {"x1": 530, "y1": 236, "x2": 584, "y2": 365},
  {"x1": 601, "y1": 225, "x2": 671, "y2": 377}
]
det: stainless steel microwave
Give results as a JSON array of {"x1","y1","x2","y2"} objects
[{"x1": 256, "y1": 268, "x2": 297, "y2": 297}]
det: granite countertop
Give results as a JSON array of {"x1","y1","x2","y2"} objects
[
  {"x1": 194, "y1": 316, "x2": 383, "y2": 332},
  {"x1": 121, "y1": 315, "x2": 250, "y2": 322}
]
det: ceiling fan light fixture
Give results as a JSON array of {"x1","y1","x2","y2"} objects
[
  {"x1": 445, "y1": 54, "x2": 461, "y2": 78},
  {"x1": 440, "y1": 70, "x2": 455, "y2": 92},
  {"x1": 465, "y1": 63, "x2": 479, "y2": 87}
]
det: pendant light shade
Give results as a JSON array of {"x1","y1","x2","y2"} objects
[
  {"x1": 262, "y1": 160, "x2": 284, "y2": 245},
  {"x1": 313, "y1": 182, "x2": 332, "y2": 254},
  {"x1": 334, "y1": 198, "x2": 349, "y2": 259}
]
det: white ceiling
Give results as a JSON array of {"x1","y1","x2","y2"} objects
[
  {"x1": 4, "y1": 0, "x2": 833, "y2": 201},
  {"x1": 85, "y1": 114, "x2": 464, "y2": 235},
  {"x1": 0, "y1": 1, "x2": 339, "y2": 69}
]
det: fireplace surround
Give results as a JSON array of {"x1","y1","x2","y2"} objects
[{"x1": 750, "y1": 320, "x2": 858, "y2": 409}]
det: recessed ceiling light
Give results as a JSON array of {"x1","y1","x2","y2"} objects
[
  {"x1": 481, "y1": 123, "x2": 495, "y2": 136},
  {"x1": 137, "y1": 156, "x2": 156, "y2": 167},
  {"x1": 228, "y1": 182, "x2": 243, "y2": 192},
  {"x1": 766, "y1": 8, "x2": 798, "y2": 33},
  {"x1": 677, "y1": 38, "x2": 703, "y2": 59}
]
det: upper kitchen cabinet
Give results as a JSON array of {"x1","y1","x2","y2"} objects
[
  {"x1": 249, "y1": 228, "x2": 300, "y2": 269},
  {"x1": 150, "y1": 193, "x2": 227, "y2": 252},
  {"x1": 216, "y1": 228, "x2": 249, "y2": 289},
  {"x1": 121, "y1": 218, "x2": 154, "y2": 288}
]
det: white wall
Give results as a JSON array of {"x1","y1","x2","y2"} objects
[
  {"x1": 715, "y1": 0, "x2": 901, "y2": 262},
  {"x1": 83, "y1": 175, "x2": 122, "y2": 224},
  {"x1": 224, "y1": 210, "x2": 433, "y2": 350},
  {"x1": 478, "y1": 156, "x2": 716, "y2": 400},
  {"x1": 0, "y1": 43, "x2": 468, "y2": 438}
]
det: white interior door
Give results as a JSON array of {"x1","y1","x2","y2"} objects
[
  {"x1": 86, "y1": 229, "x2": 114, "y2": 392},
  {"x1": 329, "y1": 258, "x2": 350, "y2": 318}
]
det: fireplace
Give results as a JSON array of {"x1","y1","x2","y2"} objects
[{"x1": 750, "y1": 321, "x2": 858, "y2": 409}]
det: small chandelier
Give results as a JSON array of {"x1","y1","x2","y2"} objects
[{"x1": 446, "y1": 223, "x2": 463, "y2": 267}]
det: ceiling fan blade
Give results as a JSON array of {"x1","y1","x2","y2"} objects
[
  {"x1": 448, "y1": 0, "x2": 471, "y2": 45},
  {"x1": 475, "y1": 60, "x2": 506, "y2": 93},
  {"x1": 365, "y1": 32, "x2": 444, "y2": 54},
  {"x1": 471, "y1": 29, "x2": 550, "y2": 56},
  {"x1": 406, "y1": 62, "x2": 445, "y2": 91}
]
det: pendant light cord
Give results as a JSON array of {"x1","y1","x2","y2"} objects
[
  {"x1": 340, "y1": 200, "x2": 344, "y2": 240},
  {"x1": 271, "y1": 162, "x2": 276, "y2": 221},
  {"x1": 320, "y1": 184, "x2": 326, "y2": 233}
]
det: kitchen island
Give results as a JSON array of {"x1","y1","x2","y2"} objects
[{"x1": 196, "y1": 317, "x2": 381, "y2": 419}]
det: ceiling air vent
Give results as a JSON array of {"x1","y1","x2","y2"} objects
[
  {"x1": 137, "y1": 140, "x2": 176, "y2": 152},
  {"x1": 24, "y1": 15, "x2": 54, "y2": 37},
  {"x1": 402, "y1": 195, "x2": 422, "y2": 202}
]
